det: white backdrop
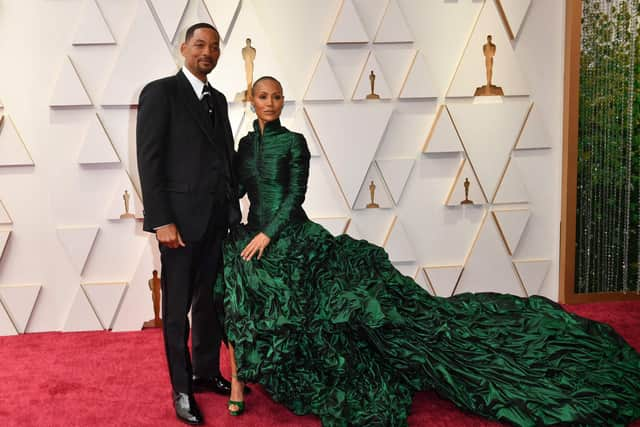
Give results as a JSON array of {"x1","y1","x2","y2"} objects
[{"x1": 0, "y1": 0, "x2": 564, "y2": 335}]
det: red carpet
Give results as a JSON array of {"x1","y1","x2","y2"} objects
[{"x1": 1, "y1": 301, "x2": 639, "y2": 427}]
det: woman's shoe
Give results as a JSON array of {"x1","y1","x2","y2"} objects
[{"x1": 228, "y1": 400, "x2": 245, "y2": 416}]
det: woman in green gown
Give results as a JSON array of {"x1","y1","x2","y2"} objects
[{"x1": 218, "y1": 76, "x2": 640, "y2": 426}]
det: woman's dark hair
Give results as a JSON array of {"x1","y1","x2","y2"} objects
[
  {"x1": 252, "y1": 76, "x2": 283, "y2": 92},
  {"x1": 185, "y1": 23, "x2": 219, "y2": 42}
]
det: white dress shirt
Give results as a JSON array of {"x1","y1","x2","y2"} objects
[{"x1": 181, "y1": 65, "x2": 208, "y2": 100}]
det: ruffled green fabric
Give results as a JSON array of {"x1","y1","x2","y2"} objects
[{"x1": 218, "y1": 120, "x2": 640, "y2": 427}]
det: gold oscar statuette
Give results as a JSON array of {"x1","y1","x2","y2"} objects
[
  {"x1": 366, "y1": 70, "x2": 380, "y2": 100},
  {"x1": 236, "y1": 38, "x2": 257, "y2": 102},
  {"x1": 142, "y1": 270, "x2": 163, "y2": 329},
  {"x1": 474, "y1": 35, "x2": 504, "y2": 96},
  {"x1": 460, "y1": 177, "x2": 474, "y2": 205},
  {"x1": 366, "y1": 180, "x2": 380, "y2": 208},
  {"x1": 120, "y1": 190, "x2": 136, "y2": 219}
]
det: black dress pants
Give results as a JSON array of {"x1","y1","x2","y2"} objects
[{"x1": 159, "y1": 208, "x2": 227, "y2": 393}]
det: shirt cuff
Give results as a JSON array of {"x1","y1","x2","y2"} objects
[{"x1": 153, "y1": 223, "x2": 173, "y2": 230}]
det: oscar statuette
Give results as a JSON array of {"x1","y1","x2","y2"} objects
[
  {"x1": 367, "y1": 180, "x2": 380, "y2": 208},
  {"x1": 460, "y1": 177, "x2": 474, "y2": 205},
  {"x1": 142, "y1": 270, "x2": 162, "y2": 328}
]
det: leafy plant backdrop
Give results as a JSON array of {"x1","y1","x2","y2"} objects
[{"x1": 577, "y1": 0, "x2": 639, "y2": 293}]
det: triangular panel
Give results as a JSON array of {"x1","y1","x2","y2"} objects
[
  {"x1": 424, "y1": 265, "x2": 463, "y2": 297},
  {"x1": 392, "y1": 262, "x2": 417, "y2": 278},
  {"x1": 447, "y1": 0, "x2": 529, "y2": 97},
  {"x1": 493, "y1": 157, "x2": 528, "y2": 204},
  {"x1": 82, "y1": 282, "x2": 127, "y2": 329},
  {"x1": 312, "y1": 217, "x2": 350, "y2": 237},
  {"x1": 0, "y1": 230, "x2": 11, "y2": 259},
  {"x1": 203, "y1": 0, "x2": 241, "y2": 41},
  {"x1": 305, "y1": 103, "x2": 393, "y2": 208},
  {"x1": 106, "y1": 172, "x2": 144, "y2": 220},
  {"x1": 352, "y1": 51, "x2": 392, "y2": 100},
  {"x1": 445, "y1": 157, "x2": 487, "y2": 206},
  {"x1": 0, "y1": 284, "x2": 41, "y2": 333},
  {"x1": 111, "y1": 240, "x2": 158, "y2": 331},
  {"x1": 346, "y1": 210, "x2": 394, "y2": 246},
  {"x1": 455, "y1": 215, "x2": 525, "y2": 296},
  {"x1": 492, "y1": 207, "x2": 530, "y2": 256},
  {"x1": 149, "y1": 0, "x2": 189, "y2": 42},
  {"x1": 96, "y1": 109, "x2": 137, "y2": 166},
  {"x1": 50, "y1": 56, "x2": 92, "y2": 107},
  {"x1": 513, "y1": 259, "x2": 550, "y2": 295},
  {"x1": 496, "y1": 0, "x2": 532, "y2": 40},
  {"x1": 0, "y1": 230, "x2": 11, "y2": 261},
  {"x1": 101, "y1": 1, "x2": 177, "y2": 105},
  {"x1": 0, "y1": 304, "x2": 17, "y2": 336},
  {"x1": 72, "y1": 0, "x2": 116, "y2": 45},
  {"x1": 376, "y1": 158, "x2": 415, "y2": 205},
  {"x1": 56, "y1": 226, "x2": 99, "y2": 275},
  {"x1": 423, "y1": 105, "x2": 463, "y2": 153},
  {"x1": 304, "y1": 53, "x2": 344, "y2": 101},
  {"x1": 377, "y1": 110, "x2": 432, "y2": 158},
  {"x1": 374, "y1": 47, "x2": 416, "y2": 98},
  {"x1": 448, "y1": 100, "x2": 530, "y2": 200},
  {"x1": 354, "y1": 162, "x2": 393, "y2": 210},
  {"x1": 0, "y1": 200, "x2": 12, "y2": 225},
  {"x1": 63, "y1": 287, "x2": 103, "y2": 332},
  {"x1": 0, "y1": 115, "x2": 34, "y2": 166},
  {"x1": 352, "y1": 0, "x2": 387, "y2": 40},
  {"x1": 383, "y1": 216, "x2": 416, "y2": 263},
  {"x1": 208, "y1": 0, "x2": 295, "y2": 100},
  {"x1": 77, "y1": 113, "x2": 120, "y2": 165},
  {"x1": 515, "y1": 103, "x2": 552, "y2": 150},
  {"x1": 328, "y1": 0, "x2": 369, "y2": 44},
  {"x1": 304, "y1": 157, "x2": 350, "y2": 217},
  {"x1": 374, "y1": 0, "x2": 413, "y2": 43},
  {"x1": 326, "y1": 49, "x2": 370, "y2": 101},
  {"x1": 414, "y1": 268, "x2": 435, "y2": 295},
  {"x1": 281, "y1": 107, "x2": 321, "y2": 157},
  {"x1": 399, "y1": 50, "x2": 438, "y2": 99},
  {"x1": 228, "y1": 104, "x2": 246, "y2": 141}
]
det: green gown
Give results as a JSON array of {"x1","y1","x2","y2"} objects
[{"x1": 218, "y1": 119, "x2": 640, "y2": 427}]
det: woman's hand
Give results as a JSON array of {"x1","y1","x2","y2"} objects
[{"x1": 241, "y1": 232, "x2": 271, "y2": 261}]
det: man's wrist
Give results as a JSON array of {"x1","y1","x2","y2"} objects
[{"x1": 153, "y1": 223, "x2": 174, "y2": 231}]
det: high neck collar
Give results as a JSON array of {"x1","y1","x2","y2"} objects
[{"x1": 253, "y1": 118, "x2": 283, "y2": 136}]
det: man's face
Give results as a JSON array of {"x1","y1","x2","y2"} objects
[{"x1": 181, "y1": 28, "x2": 220, "y2": 78}]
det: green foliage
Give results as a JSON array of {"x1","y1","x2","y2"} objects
[{"x1": 577, "y1": 0, "x2": 639, "y2": 293}]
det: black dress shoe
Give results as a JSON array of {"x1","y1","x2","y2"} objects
[
  {"x1": 192, "y1": 375, "x2": 251, "y2": 395},
  {"x1": 172, "y1": 392, "x2": 203, "y2": 425}
]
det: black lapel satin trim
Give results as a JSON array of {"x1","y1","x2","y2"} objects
[{"x1": 176, "y1": 70, "x2": 215, "y2": 144}]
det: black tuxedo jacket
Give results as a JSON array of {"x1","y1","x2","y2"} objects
[{"x1": 136, "y1": 70, "x2": 240, "y2": 241}]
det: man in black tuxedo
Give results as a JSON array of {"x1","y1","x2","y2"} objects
[{"x1": 136, "y1": 23, "x2": 239, "y2": 425}]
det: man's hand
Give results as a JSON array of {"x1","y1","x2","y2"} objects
[
  {"x1": 241, "y1": 232, "x2": 271, "y2": 261},
  {"x1": 156, "y1": 224, "x2": 186, "y2": 249}
]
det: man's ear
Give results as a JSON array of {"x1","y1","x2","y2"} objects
[{"x1": 180, "y1": 43, "x2": 186, "y2": 56}]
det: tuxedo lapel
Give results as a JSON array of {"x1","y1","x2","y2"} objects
[{"x1": 175, "y1": 70, "x2": 215, "y2": 144}]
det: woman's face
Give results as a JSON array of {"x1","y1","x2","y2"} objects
[{"x1": 252, "y1": 79, "x2": 284, "y2": 125}]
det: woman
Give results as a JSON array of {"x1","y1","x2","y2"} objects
[{"x1": 218, "y1": 76, "x2": 640, "y2": 426}]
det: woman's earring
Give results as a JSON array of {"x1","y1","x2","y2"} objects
[{"x1": 250, "y1": 105, "x2": 256, "y2": 113}]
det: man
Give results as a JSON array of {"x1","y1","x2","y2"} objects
[{"x1": 136, "y1": 22, "x2": 240, "y2": 425}]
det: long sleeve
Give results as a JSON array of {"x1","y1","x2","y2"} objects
[
  {"x1": 262, "y1": 134, "x2": 310, "y2": 239},
  {"x1": 233, "y1": 149, "x2": 247, "y2": 199},
  {"x1": 136, "y1": 81, "x2": 173, "y2": 231}
]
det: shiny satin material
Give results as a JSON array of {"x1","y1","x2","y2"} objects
[{"x1": 218, "y1": 120, "x2": 640, "y2": 427}]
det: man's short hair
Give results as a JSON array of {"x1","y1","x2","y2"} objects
[{"x1": 185, "y1": 23, "x2": 219, "y2": 42}]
